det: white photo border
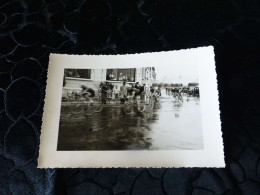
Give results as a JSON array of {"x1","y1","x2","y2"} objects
[{"x1": 38, "y1": 46, "x2": 225, "y2": 168}]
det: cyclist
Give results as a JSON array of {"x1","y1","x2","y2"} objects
[
  {"x1": 157, "y1": 85, "x2": 162, "y2": 96},
  {"x1": 81, "y1": 84, "x2": 95, "y2": 103},
  {"x1": 149, "y1": 87, "x2": 159, "y2": 102},
  {"x1": 133, "y1": 82, "x2": 145, "y2": 97},
  {"x1": 171, "y1": 87, "x2": 183, "y2": 102}
]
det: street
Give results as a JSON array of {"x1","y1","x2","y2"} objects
[{"x1": 57, "y1": 92, "x2": 204, "y2": 150}]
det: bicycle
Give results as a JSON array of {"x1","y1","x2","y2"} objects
[
  {"x1": 172, "y1": 92, "x2": 183, "y2": 103},
  {"x1": 70, "y1": 97, "x2": 104, "y2": 116},
  {"x1": 145, "y1": 95, "x2": 155, "y2": 110},
  {"x1": 152, "y1": 93, "x2": 161, "y2": 109},
  {"x1": 124, "y1": 92, "x2": 146, "y2": 114}
]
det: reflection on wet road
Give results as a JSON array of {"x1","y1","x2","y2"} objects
[{"x1": 57, "y1": 94, "x2": 203, "y2": 150}]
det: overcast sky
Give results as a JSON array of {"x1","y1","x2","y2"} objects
[{"x1": 154, "y1": 59, "x2": 199, "y2": 86}]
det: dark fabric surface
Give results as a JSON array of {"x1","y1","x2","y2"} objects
[{"x1": 0, "y1": 0, "x2": 259, "y2": 194}]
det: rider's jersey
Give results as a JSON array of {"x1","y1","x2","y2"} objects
[{"x1": 81, "y1": 88, "x2": 95, "y2": 97}]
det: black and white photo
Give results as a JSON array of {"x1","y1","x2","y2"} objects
[
  {"x1": 58, "y1": 66, "x2": 203, "y2": 151},
  {"x1": 38, "y1": 47, "x2": 224, "y2": 168}
]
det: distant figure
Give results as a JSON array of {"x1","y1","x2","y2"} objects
[
  {"x1": 141, "y1": 84, "x2": 146, "y2": 100},
  {"x1": 120, "y1": 81, "x2": 128, "y2": 104},
  {"x1": 157, "y1": 85, "x2": 162, "y2": 96},
  {"x1": 119, "y1": 73, "x2": 124, "y2": 81},
  {"x1": 101, "y1": 83, "x2": 108, "y2": 104},
  {"x1": 171, "y1": 87, "x2": 183, "y2": 102},
  {"x1": 150, "y1": 87, "x2": 160, "y2": 102},
  {"x1": 106, "y1": 82, "x2": 112, "y2": 99},
  {"x1": 109, "y1": 72, "x2": 115, "y2": 80},
  {"x1": 113, "y1": 85, "x2": 120, "y2": 100},
  {"x1": 97, "y1": 84, "x2": 102, "y2": 100}
]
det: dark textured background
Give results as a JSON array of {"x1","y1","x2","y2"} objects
[{"x1": 0, "y1": 0, "x2": 260, "y2": 194}]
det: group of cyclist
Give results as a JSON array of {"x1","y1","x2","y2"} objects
[
  {"x1": 170, "y1": 87, "x2": 183, "y2": 102},
  {"x1": 79, "y1": 81, "x2": 161, "y2": 104},
  {"x1": 99, "y1": 81, "x2": 147, "y2": 104},
  {"x1": 79, "y1": 81, "x2": 183, "y2": 104}
]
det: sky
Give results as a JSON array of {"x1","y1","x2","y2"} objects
[{"x1": 154, "y1": 60, "x2": 199, "y2": 86}]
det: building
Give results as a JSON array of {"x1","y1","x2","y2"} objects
[
  {"x1": 62, "y1": 67, "x2": 156, "y2": 96},
  {"x1": 188, "y1": 82, "x2": 199, "y2": 90}
]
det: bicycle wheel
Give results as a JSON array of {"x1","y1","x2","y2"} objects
[
  {"x1": 147, "y1": 97, "x2": 154, "y2": 109},
  {"x1": 70, "y1": 104, "x2": 84, "y2": 115},
  {"x1": 176, "y1": 94, "x2": 183, "y2": 103},
  {"x1": 154, "y1": 98, "x2": 161, "y2": 109},
  {"x1": 124, "y1": 103, "x2": 133, "y2": 114},
  {"x1": 137, "y1": 103, "x2": 146, "y2": 113},
  {"x1": 82, "y1": 104, "x2": 93, "y2": 116},
  {"x1": 93, "y1": 102, "x2": 103, "y2": 113}
]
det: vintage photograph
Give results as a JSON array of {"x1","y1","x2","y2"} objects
[
  {"x1": 57, "y1": 66, "x2": 203, "y2": 150},
  {"x1": 38, "y1": 48, "x2": 224, "y2": 168}
]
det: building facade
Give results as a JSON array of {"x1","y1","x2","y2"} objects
[{"x1": 62, "y1": 67, "x2": 156, "y2": 96}]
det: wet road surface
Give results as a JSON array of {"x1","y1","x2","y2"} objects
[{"x1": 57, "y1": 93, "x2": 203, "y2": 150}]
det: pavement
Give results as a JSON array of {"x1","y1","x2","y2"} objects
[{"x1": 57, "y1": 91, "x2": 204, "y2": 150}]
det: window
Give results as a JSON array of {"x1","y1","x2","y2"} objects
[
  {"x1": 64, "y1": 69, "x2": 91, "y2": 79},
  {"x1": 106, "y1": 68, "x2": 136, "y2": 82}
]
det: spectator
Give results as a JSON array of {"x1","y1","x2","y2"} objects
[
  {"x1": 106, "y1": 82, "x2": 112, "y2": 99},
  {"x1": 113, "y1": 85, "x2": 120, "y2": 100},
  {"x1": 120, "y1": 81, "x2": 128, "y2": 104},
  {"x1": 101, "y1": 83, "x2": 108, "y2": 104},
  {"x1": 98, "y1": 84, "x2": 102, "y2": 100},
  {"x1": 119, "y1": 73, "x2": 124, "y2": 80}
]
